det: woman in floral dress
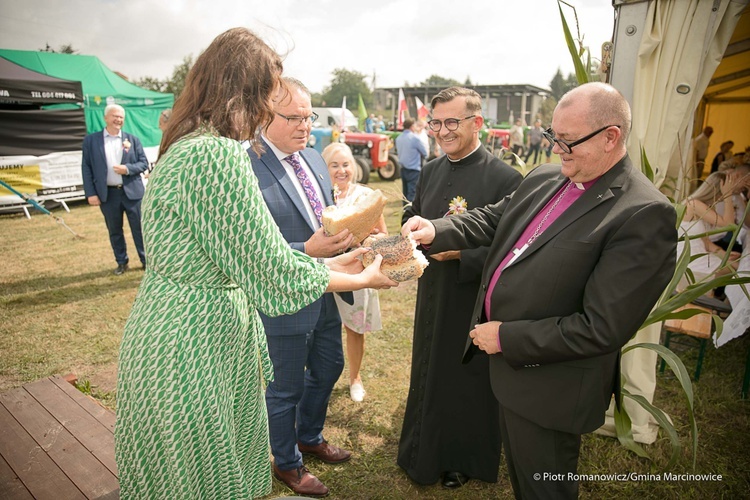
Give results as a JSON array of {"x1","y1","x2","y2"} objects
[
  {"x1": 322, "y1": 143, "x2": 387, "y2": 402},
  {"x1": 115, "y1": 28, "x2": 394, "y2": 499}
]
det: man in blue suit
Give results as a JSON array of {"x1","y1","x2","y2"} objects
[
  {"x1": 249, "y1": 77, "x2": 354, "y2": 498},
  {"x1": 81, "y1": 104, "x2": 148, "y2": 275}
]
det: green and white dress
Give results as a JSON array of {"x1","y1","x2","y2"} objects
[{"x1": 115, "y1": 127, "x2": 329, "y2": 499}]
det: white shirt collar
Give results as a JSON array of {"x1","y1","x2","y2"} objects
[{"x1": 261, "y1": 133, "x2": 300, "y2": 164}]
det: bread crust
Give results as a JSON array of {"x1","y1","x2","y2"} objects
[{"x1": 322, "y1": 189, "x2": 387, "y2": 243}]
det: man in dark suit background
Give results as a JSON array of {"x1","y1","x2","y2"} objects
[
  {"x1": 248, "y1": 77, "x2": 354, "y2": 498},
  {"x1": 403, "y1": 82, "x2": 677, "y2": 499},
  {"x1": 81, "y1": 104, "x2": 148, "y2": 275}
]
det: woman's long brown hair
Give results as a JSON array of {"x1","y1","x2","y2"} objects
[{"x1": 159, "y1": 27, "x2": 283, "y2": 158}]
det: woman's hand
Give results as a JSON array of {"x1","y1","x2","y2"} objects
[
  {"x1": 721, "y1": 171, "x2": 741, "y2": 197},
  {"x1": 325, "y1": 247, "x2": 367, "y2": 274},
  {"x1": 358, "y1": 254, "x2": 399, "y2": 289},
  {"x1": 323, "y1": 249, "x2": 398, "y2": 292}
]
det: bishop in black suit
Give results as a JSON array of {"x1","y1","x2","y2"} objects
[{"x1": 403, "y1": 83, "x2": 677, "y2": 499}]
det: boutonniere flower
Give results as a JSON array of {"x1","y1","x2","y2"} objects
[
  {"x1": 445, "y1": 195, "x2": 468, "y2": 217},
  {"x1": 122, "y1": 139, "x2": 131, "y2": 152}
]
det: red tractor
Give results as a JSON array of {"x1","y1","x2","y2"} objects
[
  {"x1": 484, "y1": 128, "x2": 511, "y2": 157},
  {"x1": 311, "y1": 108, "x2": 400, "y2": 184},
  {"x1": 343, "y1": 132, "x2": 400, "y2": 183}
]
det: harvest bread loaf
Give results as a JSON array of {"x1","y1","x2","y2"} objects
[
  {"x1": 321, "y1": 188, "x2": 387, "y2": 243},
  {"x1": 361, "y1": 234, "x2": 429, "y2": 282}
]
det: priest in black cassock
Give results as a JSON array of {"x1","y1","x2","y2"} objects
[{"x1": 398, "y1": 87, "x2": 522, "y2": 488}]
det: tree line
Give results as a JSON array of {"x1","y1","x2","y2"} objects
[{"x1": 39, "y1": 43, "x2": 581, "y2": 122}]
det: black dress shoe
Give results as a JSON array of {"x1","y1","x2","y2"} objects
[
  {"x1": 442, "y1": 471, "x2": 470, "y2": 488},
  {"x1": 114, "y1": 263, "x2": 128, "y2": 275}
]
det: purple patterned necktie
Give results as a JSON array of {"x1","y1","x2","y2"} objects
[{"x1": 286, "y1": 153, "x2": 324, "y2": 224}]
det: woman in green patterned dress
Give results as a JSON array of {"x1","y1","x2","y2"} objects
[{"x1": 115, "y1": 27, "x2": 395, "y2": 499}]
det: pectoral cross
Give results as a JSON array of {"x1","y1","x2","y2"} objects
[{"x1": 506, "y1": 243, "x2": 529, "y2": 268}]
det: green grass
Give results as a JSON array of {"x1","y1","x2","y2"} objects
[{"x1": 1, "y1": 176, "x2": 749, "y2": 499}]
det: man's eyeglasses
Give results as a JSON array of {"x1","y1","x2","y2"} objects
[
  {"x1": 542, "y1": 125, "x2": 620, "y2": 154},
  {"x1": 276, "y1": 112, "x2": 319, "y2": 127},
  {"x1": 427, "y1": 115, "x2": 476, "y2": 132}
]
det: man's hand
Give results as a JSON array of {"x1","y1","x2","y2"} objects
[
  {"x1": 431, "y1": 250, "x2": 460, "y2": 261},
  {"x1": 469, "y1": 321, "x2": 502, "y2": 354},
  {"x1": 401, "y1": 216, "x2": 436, "y2": 246},
  {"x1": 305, "y1": 227, "x2": 354, "y2": 258},
  {"x1": 87, "y1": 195, "x2": 101, "y2": 206},
  {"x1": 113, "y1": 164, "x2": 128, "y2": 175}
]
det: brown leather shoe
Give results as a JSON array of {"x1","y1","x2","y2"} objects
[
  {"x1": 272, "y1": 464, "x2": 329, "y2": 497},
  {"x1": 297, "y1": 440, "x2": 351, "y2": 464}
]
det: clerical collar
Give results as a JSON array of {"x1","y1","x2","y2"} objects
[
  {"x1": 447, "y1": 142, "x2": 482, "y2": 163},
  {"x1": 573, "y1": 178, "x2": 599, "y2": 191}
]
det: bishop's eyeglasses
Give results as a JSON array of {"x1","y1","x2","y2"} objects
[{"x1": 542, "y1": 125, "x2": 620, "y2": 154}]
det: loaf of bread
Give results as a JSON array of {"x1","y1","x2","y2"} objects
[
  {"x1": 321, "y1": 189, "x2": 387, "y2": 243},
  {"x1": 361, "y1": 234, "x2": 429, "y2": 282}
]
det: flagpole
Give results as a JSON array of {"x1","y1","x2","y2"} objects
[{"x1": 0, "y1": 179, "x2": 83, "y2": 238}]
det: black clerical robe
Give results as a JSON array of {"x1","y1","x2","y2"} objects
[{"x1": 397, "y1": 146, "x2": 522, "y2": 484}]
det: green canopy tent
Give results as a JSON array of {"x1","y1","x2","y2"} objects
[{"x1": 0, "y1": 49, "x2": 173, "y2": 148}]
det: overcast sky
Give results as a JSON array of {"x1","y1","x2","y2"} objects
[{"x1": 0, "y1": 0, "x2": 615, "y2": 94}]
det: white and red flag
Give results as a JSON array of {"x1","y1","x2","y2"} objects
[
  {"x1": 415, "y1": 96, "x2": 429, "y2": 120},
  {"x1": 397, "y1": 88, "x2": 407, "y2": 129}
]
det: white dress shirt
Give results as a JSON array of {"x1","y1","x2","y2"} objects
[{"x1": 104, "y1": 130, "x2": 124, "y2": 186}]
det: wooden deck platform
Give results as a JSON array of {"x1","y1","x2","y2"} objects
[{"x1": 0, "y1": 375, "x2": 119, "y2": 499}]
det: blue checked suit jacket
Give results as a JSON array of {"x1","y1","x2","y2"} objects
[
  {"x1": 81, "y1": 130, "x2": 148, "y2": 202},
  {"x1": 249, "y1": 139, "x2": 350, "y2": 336}
]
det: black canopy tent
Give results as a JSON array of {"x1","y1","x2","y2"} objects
[{"x1": 0, "y1": 56, "x2": 86, "y2": 156}]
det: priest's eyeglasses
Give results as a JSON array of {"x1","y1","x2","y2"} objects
[
  {"x1": 276, "y1": 112, "x2": 319, "y2": 127},
  {"x1": 542, "y1": 125, "x2": 620, "y2": 154},
  {"x1": 427, "y1": 115, "x2": 476, "y2": 132}
]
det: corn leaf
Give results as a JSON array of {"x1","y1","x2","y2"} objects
[
  {"x1": 624, "y1": 343, "x2": 698, "y2": 468},
  {"x1": 641, "y1": 145, "x2": 655, "y2": 182},
  {"x1": 614, "y1": 398, "x2": 651, "y2": 459},
  {"x1": 558, "y1": 1, "x2": 589, "y2": 84},
  {"x1": 623, "y1": 391, "x2": 684, "y2": 470}
]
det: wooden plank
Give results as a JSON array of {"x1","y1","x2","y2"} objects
[
  {"x1": 50, "y1": 376, "x2": 116, "y2": 431},
  {"x1": 665, "y1": 304, "x2": 713, "y2": 339},
  {"x1": 0, "y1": 386, "x2": 119, "y2": 499},
  {"x1": 0, "y1": 401, "x2": 85, "y2": 500},
  {"x1": 26, "y1": 378, "x2": 117, "y2": 476},
  {"x1": 0, "y1": 454, "x2": 34, "y2": 500}
]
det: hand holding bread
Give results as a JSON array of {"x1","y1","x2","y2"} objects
[
  {"x1": 324, "y1": 249, "x2": 398, "y2": 292},
  {"x1": 401, "y1": 216, "x2": 436, "y2": 246},
  {"x1": 304, "y1": 227, "x2": 354, "y2": 258},
  {"x1": 326, "y1": 247, "x2": 367, "y2": 274},
  {"x1": 358, "y1": 254, "x2": 400, "y2": 289}
]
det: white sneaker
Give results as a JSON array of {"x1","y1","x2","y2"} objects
[{"x1": 350, "y1": 381, "x2": 366, "y2": 402}]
